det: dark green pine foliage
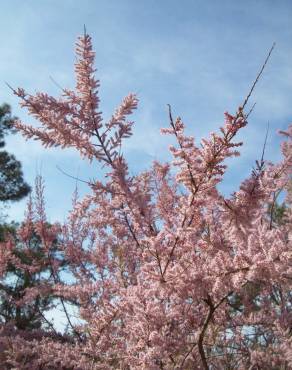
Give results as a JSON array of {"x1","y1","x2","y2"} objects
[
  {"x1": 0, "y1": 222, "x2": 59, "y2": 331},
  {"x1": 0, "y1": 103, "x2": 30, "y2": 202},
  {"x1": 0, "y1": 104, "x2": 47, "y2": 331},
  {"x1": 269, "y1": 201, "x2": 287, "y2": 227}
]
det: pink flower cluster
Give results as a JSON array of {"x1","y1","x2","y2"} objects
[{"x1": 0, "y1": 32, "x2": 291, "y2": 369}]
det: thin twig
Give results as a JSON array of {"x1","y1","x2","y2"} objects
[
  {"x1": 49, "y1": 76, "x2": 65, "y2": 91},
  {"x1": 56, "y1": 165, "x2": 93, "y2": 186},
  {"x1": 246, "y1": 102, "x2": 256, "y2": 119},
  {"x1": 37, "y1": 308, "x2": 62, "y2": 339},
  {"x1": 241, "y1": 43, "x2": 275, "y2": 111},
  {"x1": 260, "y1": 122, "x2": 270, "y2": 165}
]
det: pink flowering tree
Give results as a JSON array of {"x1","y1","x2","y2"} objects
[{"x1": 0, "y1": 32, "x2": 291, "y2": 369}]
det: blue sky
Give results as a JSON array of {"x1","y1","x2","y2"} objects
[{"x1": 1, "y1": 0, "x2": 292, "y2": 223}]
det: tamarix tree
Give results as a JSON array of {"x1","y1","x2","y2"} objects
[{"x1": 0, "y1": 32, "x2": 291, "y2": 369}]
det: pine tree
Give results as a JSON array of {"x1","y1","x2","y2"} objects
[
  {"x1": 0, "y1": 178, "x2": 64, "y2": 332},
  {"x1": 0, "y1": 103, "x2": 30, "y2": 203}
]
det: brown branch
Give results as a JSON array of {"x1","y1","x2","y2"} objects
[
  {"x1": 182, "y1": 292, "x2": 234, "y2": 369},
  {"x1": 198, "y1": 295, "x2": 215, "y2": 370}
]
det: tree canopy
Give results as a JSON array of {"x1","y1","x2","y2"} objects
[{"x1": 0, "y1": 33, "x2": 291, "y2": 369}]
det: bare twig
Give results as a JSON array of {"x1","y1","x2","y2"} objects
[
  {"x1": 246, "y1": 102, "x2": 256, "y2": 119},
  {"x1": 253, "y1": 122, "x2": 270, "y2": 175},
  {"x1": 37, "y1": 308, "x2": 62, "y2": 339},
  {"x1": 260, "y1": 122, "x2": 270, "y2": 165},
  {"x1": 49, "y1": 76, "x2": 65, "y2": 91},
  {"x1": 56, "y1": 165, "x2": 93, "y2": 186},
  {"x1": 241, "y1": 43, "x2": 275, "y2": 111}
]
